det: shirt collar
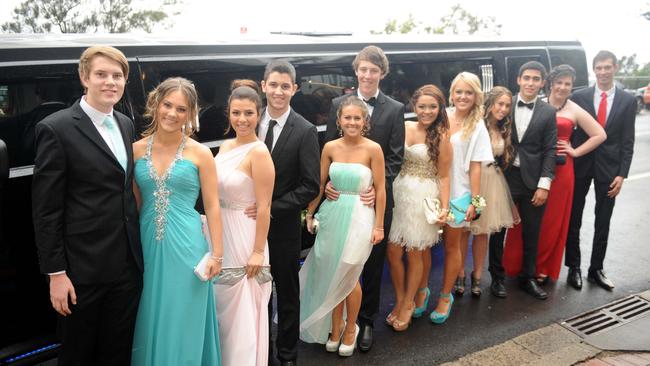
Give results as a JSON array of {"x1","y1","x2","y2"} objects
[
  {"x1": 595, "y1": 85, "x2": 616, "y2": 97},
  {"x1": 262, "y1": 107, "x2": 291, "y2": 128},
  {"x1": 80, "y1": 96, "x2": 114, "y2": 126},
  {"x1": 517, "y1": 93, "x2": 538, "y2": 106},
  {"x1": 357, "y1": 89, "x2": 380, "y2": 101}
]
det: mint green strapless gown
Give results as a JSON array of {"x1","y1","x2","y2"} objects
[
  {"x1": 299, "y1": 162, "x2": 374, "y2": 344},
  {"x1": 131, "y1": 136, "x2": 221, "y2": 366}
]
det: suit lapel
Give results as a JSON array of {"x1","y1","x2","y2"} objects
[
  {"x1": 72, "y1": 102, "x2": 123, "y2": 171},
  {"x1": 604, "y1": 87, "x2": 624, "y2": 130},
  {"x1": 369, "y1": 92, "x2": 387, "y2": 138},
  {"x1": 511, "y1": 96, "x2": 520, "y2": 144},
  {"x1": 114, "y1": 113, "x2": 134, "y2": 177},
  {"x1": 271, "y1": 110, "x2": 295, "y2": 160},
  {"x1": 582, "y1": 87, "x2": 597, "y2": 117}
]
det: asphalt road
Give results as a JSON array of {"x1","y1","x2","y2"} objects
[{"x1": 295, "y1": 111, "x2": 650, "y2": 366}]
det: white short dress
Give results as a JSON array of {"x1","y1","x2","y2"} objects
[{"x1": 389, "y1": 143, "x2": 441, "y2": 250}]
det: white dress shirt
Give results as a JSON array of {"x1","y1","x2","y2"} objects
[
  {"x1": 512, "y1": 94, "x2": 551, "y2": 190},
  {"x1": 593, "y1": 85, "x2": 616, "y2": 123},
  {"x1": 258, "y1": 107, "x2": 291, "y2": 151},
  {"x1": 357, "y1": 89, "x2": 380, "y2": 117},
  {"x1": 80, "y1": 97, "x2": 125, "y2": 156}
]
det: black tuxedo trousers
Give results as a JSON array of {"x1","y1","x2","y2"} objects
[{"x1": 489, "y1": 167, "x2": 547, "y2": 280}]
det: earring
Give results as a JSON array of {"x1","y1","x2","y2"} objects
[
  {"x1": 337, "y1": 124, "x2": 343, "y2": 137},
  {"x1": 181, "y1": 124, "x2": 186, "y2": 135}
]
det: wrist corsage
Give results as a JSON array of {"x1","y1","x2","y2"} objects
[{"x1": 471, "y1": 195, "x2": 487, "y2": 213}]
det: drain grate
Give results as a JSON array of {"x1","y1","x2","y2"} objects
[{"x1": 561, "y1": 295, "x2": 650, "y2": 338}]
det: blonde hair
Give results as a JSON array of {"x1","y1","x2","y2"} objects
[
  {"x1": 449, "y1": 72, "x2": 484, "y2": 140},
  {"x1": 142, "y1": 77, "x2": 199, "y2": 137},
  {"x1": 78, "y1": 45, "x2": 129, "y2": 82}
]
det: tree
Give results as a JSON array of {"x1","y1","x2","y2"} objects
[
  {"x1": 372, "y1": 4, "x2": 502, "y2": 36},
  {"x1": 2, "y1": 0, "x2": 180, "y2": 34}
]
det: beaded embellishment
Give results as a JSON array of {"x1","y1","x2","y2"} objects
[{"x1": 145, "y1": 134, "x2": 187, "y2": 242}]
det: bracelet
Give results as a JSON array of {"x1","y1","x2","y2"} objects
[
  {"x1": 375, "y1": 227, "x2": 384, "y2": 231},
  {"x1": 210, "y1": 255, "x2": 224, "y2": 263},
  {"x1": 306, "y1": 213, "x2": 314, "y2": 217},
  {"x1": 253, "y1": 248, "x2": 265, "y2": 255}
]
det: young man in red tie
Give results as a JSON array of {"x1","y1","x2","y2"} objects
[{"x1": 565, "y1": 50, "x2": 636, "y2": 291}]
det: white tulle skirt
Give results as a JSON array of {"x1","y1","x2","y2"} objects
[
  {"x1": 469, "y1": 164, "x2": 518, "y2": 235},
  {"x1": 389, "y1": 173, "x2": 442, "y2": 250}
]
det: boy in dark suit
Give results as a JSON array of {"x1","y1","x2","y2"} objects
[
  {"x1": 246, "y1": 60, "x2": 320, "y2": 366},
  {"x1": 324, "y1": 45, "x2": 405, "y2": 352},
  {"x1": 488, "y1": 61, "x2": 557, "y2": 300},
  {"x1": 565, "y1": 51, "x2": 636, "y2": 291},
  {"x1": 32, "y1": 46, "x2": 143, "y2": 365}
]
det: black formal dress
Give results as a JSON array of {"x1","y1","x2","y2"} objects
[
  {"x1": 32, "y1": 100, "x2": 143, "y2": 366},
  {"x1": 489, "y1": 96, "x2": 557, "y2": 280},
  {"x1": 263, "y1": 108, "x2": 320, "y2": 364},
  {"x1": 565, "y1": 86, "x2": 635, "y2": 274},
  {"x1": 325, "y1": 91, "x2": 405, "y2": 328}
]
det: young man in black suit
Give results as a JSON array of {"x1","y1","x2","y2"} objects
[
  {"x1": 565, "y1": 51, "x2": 636, "y2": 291},
  {"x1": 32, "y1": 46, "x2": 143, "y2": 365},
  {"x1": 246, "y1": 60, "x2": 320, "y2": 366},
  {"x1": 324, "y1": 45, "x2": 405, "y2": 352},
  {"x1": 488, "y1": 61, "x2": 557, "y2": 300}
]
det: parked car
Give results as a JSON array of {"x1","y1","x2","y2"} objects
[{"x1": 635, "y1": 84, "x2": 650, "y2": 113}]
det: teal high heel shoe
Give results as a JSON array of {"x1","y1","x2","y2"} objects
[
  {"x1": 412, "y1": 287, "x2": 430, "y2": 318},
  {"x1": 429, "y1": 293, "x2": 454, "y2": 324}
]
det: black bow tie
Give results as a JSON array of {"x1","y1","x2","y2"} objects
[
  {"x1": 363, "y1": 97, "x2": 377, "y2": 107},
  {"x1": 517, "y1": 100, "x2": 534, "y2": 110}
]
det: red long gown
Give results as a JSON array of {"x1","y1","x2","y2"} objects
[{"x1": 502, "y1": 117, "x2": 575, "y2": 280}]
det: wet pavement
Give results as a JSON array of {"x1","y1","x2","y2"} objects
[{"x1": 293, "y1": 112, "x2": 650, "y2": 366}]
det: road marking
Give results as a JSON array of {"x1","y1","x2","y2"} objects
[{"x1": 627, "y1": 172, "x2": 650, "y2": 181}]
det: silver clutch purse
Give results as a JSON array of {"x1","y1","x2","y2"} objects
[{"x1": 214, "y1": 266, "x2": 273, "y2": 286}]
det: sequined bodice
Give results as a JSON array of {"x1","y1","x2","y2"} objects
[
  {"x1": 399, "y1": 144, "x2": 435, "y2": 179},
  {"x1": 135, "y1": 135, "x2": 200, "y2": 242}
]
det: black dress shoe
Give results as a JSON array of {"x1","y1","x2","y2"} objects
[
  {"x1": 588, "y1": 270, "x2": 614, "y2": 291},
  {"x1": 490, "y1": 278, "x2": 507, "y2": 298},
  {"x1": 567, "y1": 267, "x2": 582, "y2": 290},
  {"x1": 519, "y1": 278, "x2": 548, "y2": 300},
  {"x1": 280, "y1": 361, "x2": 296, "y2": 366},
  {"x1": 358, "y1": 324, "x2": 373, "y2": 352}
]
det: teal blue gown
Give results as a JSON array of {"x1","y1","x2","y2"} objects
[
  {"x1": 299, "y1": 162, "x2": 375, "y2": 343},
  {"x1": 131, "y1": 135, "x2": 221, "y2": 366}
]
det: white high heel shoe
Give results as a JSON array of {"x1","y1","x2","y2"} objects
[
  {"x1": 338, "y1": 324, "x2": 359, "y2": 357},
  {"x1": 325, "y1": 322, "x2": 345, "y2": 352}
]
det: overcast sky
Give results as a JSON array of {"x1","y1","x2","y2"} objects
[{"x1": 2, "y1": 0, "x2": 649, "y2": 66}]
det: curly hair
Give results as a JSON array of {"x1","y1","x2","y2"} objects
[
  {"x1": 449, "y1": 72, "x2": 484, "y2": 140},
  {"x1": 483, "y1": 86, "x2": 515, "y2": 168},
  {"x1": 336, "y1": 97, "x2": 370, "y2": 137},
  {"x1": 142, "y1": 77, "x2": 198, "y2": 137},
  {"x1": 410, "y1": 84, "x2": 449, "y2": 172},
  {"x1": 545, "y1": 64, "x2": 576, "y2": 95}
]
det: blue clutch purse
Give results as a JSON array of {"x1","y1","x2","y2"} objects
[{"x1": 449, "y1": 192, "x2": 471, "y2": 225}]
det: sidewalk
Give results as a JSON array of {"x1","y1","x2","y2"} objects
[{"x1": 441, "y1": 290, "x2": 650, "y2": 366}]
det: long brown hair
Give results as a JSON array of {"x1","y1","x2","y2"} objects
[
  {"x1": 483, "y1": 86, "x2": 514, "y2": 168},
  {"x1": 410, "y1": 84, "x2": 449, "y2": 171},
  {"x1": 142, "y1": 77, "x2": 198, "y2": 137}
]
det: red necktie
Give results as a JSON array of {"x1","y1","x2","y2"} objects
[{"x1": 597, "y1": 91, "x2": 607, "y2": 127}]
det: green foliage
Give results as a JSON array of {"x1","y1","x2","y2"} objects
[
  {"x1": 2, "y1": 0, "x2": 178, "y2": 33},
  {"x1": 616, "y1": 54, "x2": 650, "y2": 89},
  {"x1": 372, "y1": 4, "x2": 502, "y2": 36}
]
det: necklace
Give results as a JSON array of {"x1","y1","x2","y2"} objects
[{"x1": 549, "y1": 94, "x2": 568, "y2": 111}]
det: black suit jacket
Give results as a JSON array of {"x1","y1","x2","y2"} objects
[
  {"x1": 32, "y1": 100, "x2": 143, "y2": 284},
  {"x1": 268, "y1": 109, "x2": 320, "y2": 240},
  {"x1": 325, "y1": 92, "x2": 405, "y2": 208},
  {"x1": 571, "y1": 86, "x2": 635, "y2": 182},
  {"x1": 510, "y1": 96, "x2": 557, "y2": 191}
]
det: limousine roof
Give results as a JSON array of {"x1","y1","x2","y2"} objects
[{"x1": 0, "y1": 33, "x2": 583, "y2": 64}]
